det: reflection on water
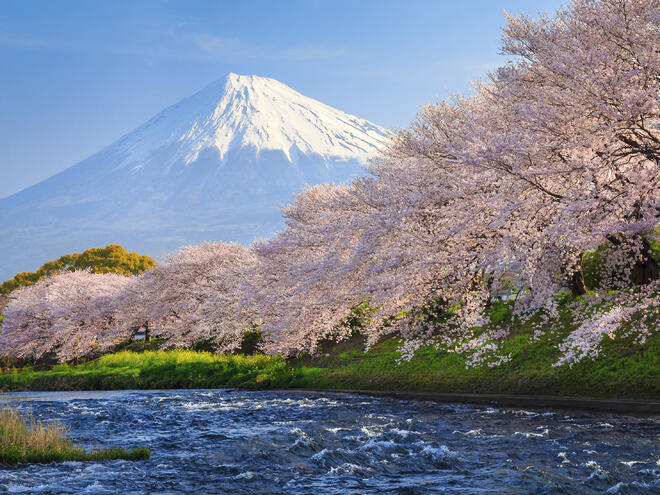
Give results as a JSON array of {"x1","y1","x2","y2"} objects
[{"x1": 0, "y1": 389, "x2": 658, "y2": 494}]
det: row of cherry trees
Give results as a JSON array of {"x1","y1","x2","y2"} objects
[{"x1": 1, "y1": 0, "x2": 658, "y2": 365}]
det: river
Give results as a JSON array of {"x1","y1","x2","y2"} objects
[{"x1": 1, "y1": 390, "x2": 658, "y2": 494}]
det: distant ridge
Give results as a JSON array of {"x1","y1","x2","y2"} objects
[{"x1": 0, "y1": 74, "x2": 391, "y2": 279}]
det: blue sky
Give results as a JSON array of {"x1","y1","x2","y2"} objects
[{"x1": 0, "y1": 0, "x2": 565, "y2": 198}]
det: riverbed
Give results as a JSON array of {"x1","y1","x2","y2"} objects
[{"x1": 1, "y1": 389, "x2": 658, "y2": 494}]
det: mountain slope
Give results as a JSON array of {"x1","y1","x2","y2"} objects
[{"x1": 0, "y1": 74, "x2": 390, "y2": 280}]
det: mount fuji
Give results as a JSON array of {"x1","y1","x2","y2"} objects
[{"x1": 0, "y1": 73, "x2": 390, "y2": 280}]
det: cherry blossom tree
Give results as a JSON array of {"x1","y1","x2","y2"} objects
[
  {"x1": 252, "y1": 0, "x2": 659, "y2": 361},
  {"x1": 117, "y1": 242, "x2": 257, "y2": 351},
  {"x1": 0, "y1": 271, "x2": 132, "y2": 362},
  {"x1": 480, "y1": 0, "x2": 659, "y2": 289},
  {"x1": 389, "y1": 0, "x2": 658, "y2": 304},
  {"x1": 248, "y1": 184, "x2": 371, "y2": 354},
  {"x1": 1, "y1": 0, "x2": 657, "y2": 368}
]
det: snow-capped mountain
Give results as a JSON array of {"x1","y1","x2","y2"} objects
[{"x1": 0, "y1": 73, "x2": 390, "y2": 280}]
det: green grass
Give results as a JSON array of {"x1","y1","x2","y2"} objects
[
  {"x1": 0, "y1": 301, "x2": 658, "y2": 399},
  {"x1": 289, "y1": 301, "x2": 660, "y2": 399},
  {"x1": 288, "y1": 332, "x2": 660, "y2": 399},
  {"x1": 0, "y1": 401, "x2": 150, "y2": 464},
  {"x1": 0, "y1": 350, "x2": 294, "y2": 392}
]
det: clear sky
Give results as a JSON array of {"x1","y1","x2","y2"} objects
[{"x1": 0, "y1": 0, "x2": 565, "y2": 198}]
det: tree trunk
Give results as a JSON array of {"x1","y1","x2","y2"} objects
[
  {"x1": 633, "y1": 237, "x2": 658, "y2": 286},
  {"x1": 567, "y1": 256, "x2": 587, "y2": 297},
  {"x1": 144, "y1": 321, "x2": 151, "y2": 342}
]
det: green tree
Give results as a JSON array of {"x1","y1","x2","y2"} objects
[{"x1": 0, "y1": 244, "x2": 156, "y2": 294}]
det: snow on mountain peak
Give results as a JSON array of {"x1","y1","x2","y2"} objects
[
  {"x1": 119, "y1": 73, "x2": 390, "y2": 170},
  {"x1": 0, "y1": 74, "x2": 391, "y2": 280}
]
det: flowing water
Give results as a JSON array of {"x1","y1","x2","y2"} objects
[{"x1": 1, "y1": 389, "x2": 658, "y2": 494}]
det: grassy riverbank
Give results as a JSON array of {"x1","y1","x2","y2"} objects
[
  {"x1": 290, "y1": 332, "x2": 660, "y2": 399},
  {"x1": 0, "y1": 330, "x2": 658, "y2": 399},
  {"x1": 0, "y1": 402, "x2": 150, "y2": 464},
  {"x1": 291, "y1": 299, "x2": 660, "y2": 399},
  {"x1": 0, "y1": 298, "x2": 658, "y2": 399},
  {"x1": 0, "y1": 350, "x2": 293, "y2": 392}
]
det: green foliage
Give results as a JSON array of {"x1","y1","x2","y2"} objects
[
  {"x1": 315, "y1": 300, "x2": 377, "y2": 354},
  {"x1": 0, "y1": 401, "x2": 149, "y2": 464},
  {"x1": 235, "y1": 329, "x2": 265, "y2": 355},
  {"x1": 0, "y1": 350, "x2": 293, "y2": 392},
  {"x1": 583, "y1": 244, "x2": 613, "y2": 290},
  {"x1": 1, "y1": 445, "x2": 150, "y2": 465},
  {"x1": 330, "y1": 300, "x2": 377, "y2": 340},
  {"x1": 583, "y1": 234, "x2": 660, "y2": 290},
  {"x1": 486, "y1": 300, "x2": 514, "y2": 325},
  {"x1": 111, "y1": 338, "x2": 167, "y2": 354},
  {"x1": 182, "y1": 328, "x2": 266, "y2": 354},
  {"x1": 416, "y1": 296, "x2": 453, "y2": 326},
  {"x1": 649, "y1": 234, "x2": 660, "y2": 261},
  {"x1": 0, "y1": 244, "x2": 156, "y2": 294},
  {"x1": 341, "y1": 300, "x2": 377, "y2": 334}
]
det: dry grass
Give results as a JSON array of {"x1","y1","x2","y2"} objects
[
  {"x1": 0, "y1": 401, "x2": 150, "y2": 464},
  {"x1": 0, "y1": 402, "x2": 71, "y2": 451}
]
